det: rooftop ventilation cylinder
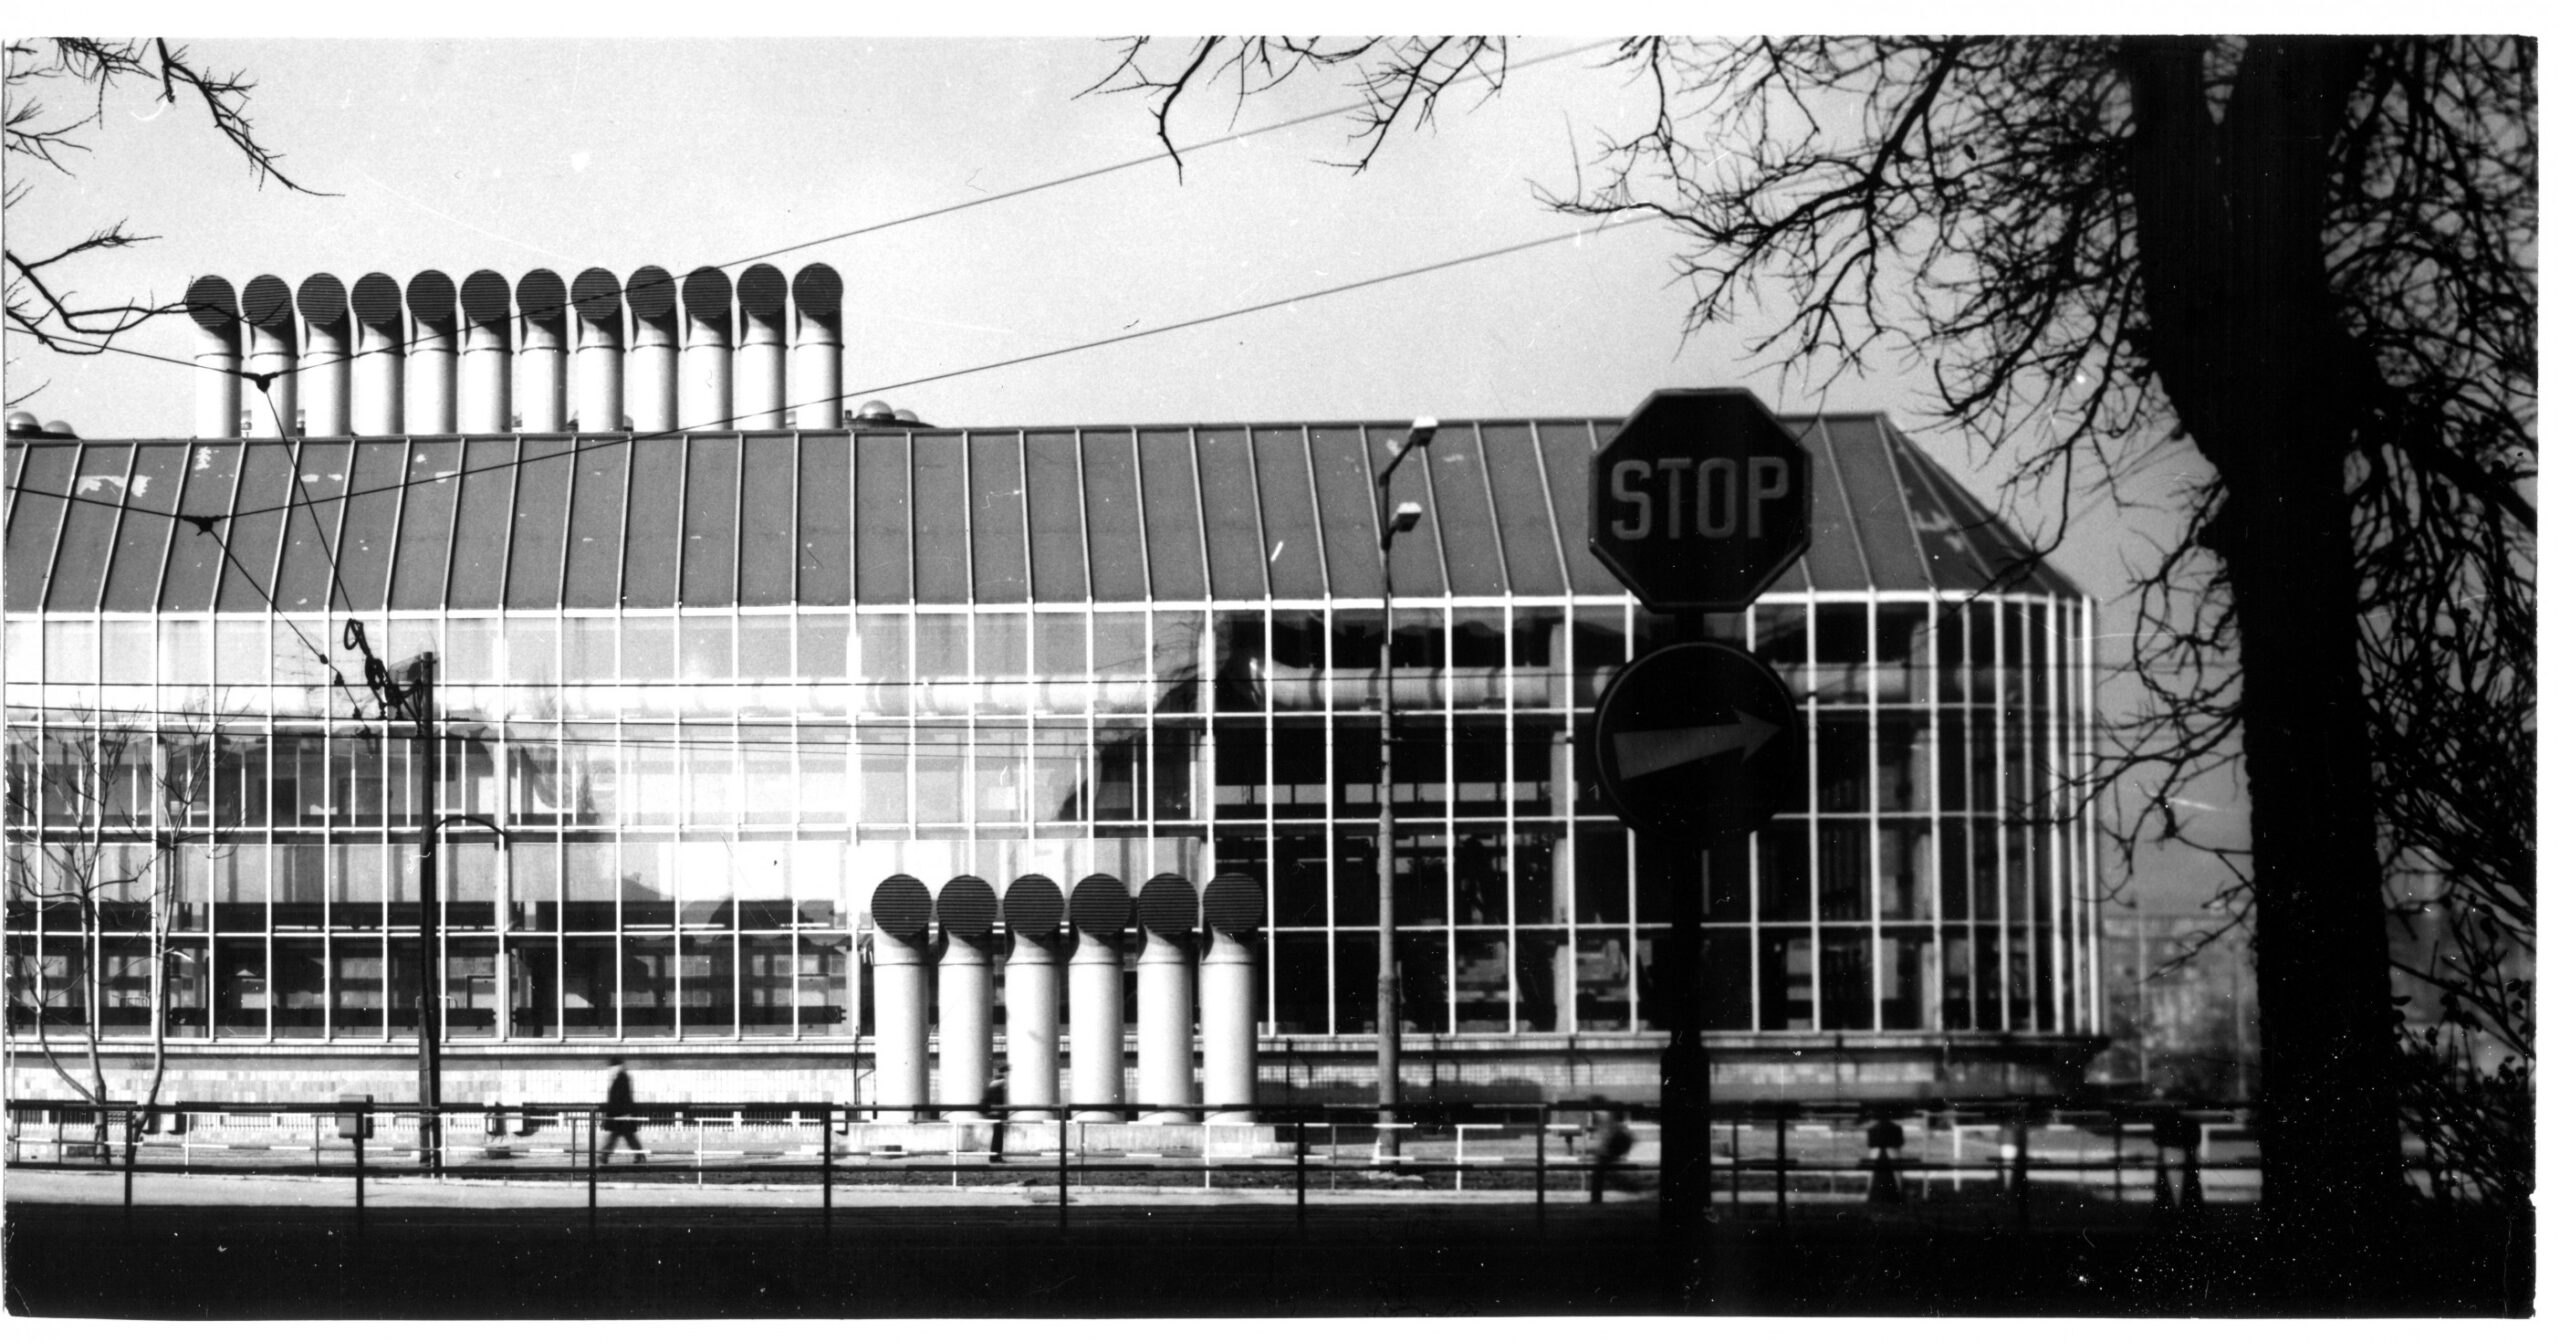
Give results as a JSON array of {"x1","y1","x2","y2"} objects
[
  {"x1": 680, "y1": 266, "x2": 734, "y2": 431},
  {"x1": 792, "y1": 263, "x2": 844, "y2": 431},
  {"x1": 295, "y1": 274, "x2": 352, "y2": 436},
  {"x1": 570, "y1": 268, "x2": 625, "y2": 435},
  {"x1": 406, "y1": 270, "x2": 459, "y2": 435},
  {"x1": 458, "y1": 269, "x2": 514, "y2": 434},
  {"x1": 240, "y1": 275, "x2": 298, "y2": 439},
  {"x1": 735, "y1": 263, "x2": 788, "y2": 430},
  {"x1": 625, "y1": 266, "x2": 679, "y2": 434},
  {"x1": 349, "y1": 272, "x2": 407, "y2": 435},
  {"x1": 516, "y1": 269, "x2": 569, "y2": 433},
  {"x1": 185, "y1": 276, "x2": 242, "y2": 439}
]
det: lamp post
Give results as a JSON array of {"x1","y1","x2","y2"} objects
[{"x1": 1374, "y1": 417, "x2": 1435, "y2": 1163}]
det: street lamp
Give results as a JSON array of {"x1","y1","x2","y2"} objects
[{"x1": 1375, "y1": 417, "x2": 1434, "y2": 1162}]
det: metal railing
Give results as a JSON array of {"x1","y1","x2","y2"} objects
[{"x1": 6, "y1": 1096, "x2": 2265, "y2": 1232}]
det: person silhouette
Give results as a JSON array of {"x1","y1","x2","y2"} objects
[{"x1": 600, "y1": 1057, "x2": 646, "y2": 1164}]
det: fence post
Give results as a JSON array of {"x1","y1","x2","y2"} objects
[
  {"x1": 1294, "y1": 1118, "x2": 1308, "y2": 1231},
  {"x1": 1056, "y1": 1111, "x2": 1070, "y2": 1233},
  {"x1": 1774, "y1": 1112, "x2": 1788, "y2": 1229},
  {"x1": 122, "y1": 1105, "x2": 138, "y2": 1213},
  {"x1": 1534, "y1": 1106, "x2": 1546, "y2": 1230},
  {"x1": 352, "y1": 1106, "x2": 367, "y2": 1231},
  {"x1": 2013, "y1": 1116, "x2": 2031, "y2": 1231},
  {"x1": 822, "y1": 1106, "x2": 834, "y2": 1237},
  {"x1": 587, "y1": 1109, "x2": 598, "y2": 1231}
]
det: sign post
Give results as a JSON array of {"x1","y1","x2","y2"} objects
[{"x1": 1588, "y1": 389, "x2": 1810, "y2": 1304}]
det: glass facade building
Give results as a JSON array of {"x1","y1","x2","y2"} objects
[{"x1": 5, "y1": 415, "x2": 2099, "y2": 1104}]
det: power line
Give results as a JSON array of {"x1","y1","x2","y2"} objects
[{"x1": 9, "y1": 41, "x2": 1623, "y2": 385}]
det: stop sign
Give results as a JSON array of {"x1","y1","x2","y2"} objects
[{"x1": 1589, "y1": 389, "x2": 1811, "y2": 611}]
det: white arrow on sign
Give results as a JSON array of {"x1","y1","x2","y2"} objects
[{"x1": 1612, "y1": 711, "x2": 1780, "y2": 780}]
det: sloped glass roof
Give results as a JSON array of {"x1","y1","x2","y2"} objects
[{"x1": 3, "y1": 415, "x2": 2076, "y2": 613}]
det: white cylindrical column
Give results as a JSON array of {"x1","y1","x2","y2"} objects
[
  {"x1": 295, "y1": 273, "x2": 350, "y2": 436},
  {"x1": 734, "y1": 263, "x2": 787, "y2": 430},
  {"x1": 868, "y1": 876, "x2": 934, "y2": 1120},
  {"x1": 1135, "y1": 874, "x2": 1198, "y2": 1123},
  {"x1": 934, "y1": 877, "x2": 997, "y2": 1123},
  {"x1": 1200, "y1": 873, "x2": 1264, "y2": 1122},
  {"x1": 1000, "y1": 876, "x2": 1065, "y2": 1113},
  {"x1": 1067, "y1": 875, "x2": 1131, "y2": 1121},
  {"x1": 624, "y1": 266, "x2": 678, "y2": 434},
  {"x1": 570, "y1": 268, "x2": 625, "y2": 434},
  {"x1": 679, "y1": 266, "x2": 732, "y2": 431},
  {"x1": 515, "y1": 269, "x2": 568, "y2": 432},
  {"x1": 405, "y1": 270, "x2": 457, "y2": 434},
  {"x1": 458, "y1": 269, "x2": 513, "y2": 433},
  {"x1": 790, "y1": 263, "x2": 843, "y2": 430},
  {"x1": 240, "y1": 274, "x2": 297, "y2": 439},
  {"x1": 185, "y1": 276, "x2": 241, "y2": 439},
  {"x1": 349, "y1": 272, "x2": 405, "y2": 435}
]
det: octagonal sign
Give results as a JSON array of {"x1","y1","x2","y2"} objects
[{"x1": 1590, "y1": 389, "x2": 1811, "y2": 611}]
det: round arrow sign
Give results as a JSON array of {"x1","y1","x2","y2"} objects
[{"x1": 1591, "y1": 640, "x2": 1802, "y2": 843}]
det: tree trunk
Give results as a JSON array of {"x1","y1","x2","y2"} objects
[{"x1": 2121, "y1": 35, "x2": 2406, "y2": 1283}]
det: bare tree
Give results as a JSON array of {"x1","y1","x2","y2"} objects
[
  {"x1": 1093, "y1": 35, "x2": 2536, "y2": 1276},
  {"x1": 5, "y1": 706, "x2": 232, "y2": 1157},
  {"x1": 4, "y1": 37, "x2": 325, "y2": 385}
]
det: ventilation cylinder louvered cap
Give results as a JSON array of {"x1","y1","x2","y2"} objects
[
  {"x1": 241, "y1": 275, "x2": 295, "y2": 333},
  {"x1": 405, "y1": 270, "x2": 456, "y2": 327},
  {"x1": 681, "y1": 266, "x2": 732, "y2": 329},
  {"x1": 295, "y1": 273, "x2": 348, "y2": 329},
  {"x1": 350, "y1": 273, "x2": 404, "y2": 331},
  {"x1": 1001, "y1": 875, "x2": 1065, "y2": 938},
  {"x1": 184, "y1": 275, "x2": 239, "y2": 331},
  {"x1": 736, "y1": 263, "x2": 787, "y2": 320},
  {"x1": 1069, "y1": 875, "x2": 1132, "y2": 935},
  {"x1": 1138, "y1": 875, "x2": 1199, "y2": 936},
  {"x1": 571, "y1": 267, "x2": 624, "y2": 322},
  {"x1": 871, "y1": 874, "x2": 931, "y2": 939},
  {"x1": 460, "y1": 269, "x2": 513, "y2": 329},
  {"x1": 1203, "y1": 873, "x2": 1265, "y2": 936},
  {"x1": 625, "y1": 265, "x2": 677, "y2": 322},
  {"x1": 937, "y1": 876, "x2": 997, "y2": 940},
  {"x1": 516, "y1": 269, "x2": 568, "y2": 330},
  {"x1": 792, "y1": 263, "x2": 843, "y2": 320}
]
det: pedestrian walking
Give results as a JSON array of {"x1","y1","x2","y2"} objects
[
  {"x1": 986, "y1": 1065, "x2": 1010, "y2": 1164},
  {"x1": 600, "y1": 1057, "x2": 646, "y2": 1164},
  {"x1": 1586, "y1": 1097, "x2": 1632, "y2": 1203}
]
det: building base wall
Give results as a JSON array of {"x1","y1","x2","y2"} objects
[{"x1": 9, "y1": 1032, "x2": 2104, "y2": 1110}]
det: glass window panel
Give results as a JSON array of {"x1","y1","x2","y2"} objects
[
  {"x1": 1452, "y1": 929, "x2": 1511, "y2": 1031},
  {"x1": 1213, "y1": 720, "x2": 1265, "y2": 820},
  {"x1": 616, "y1": 439, "x2": 683, "y2": 607},
  {"x1": 622, "y1": 935, "x2": 675, "y2": 1035},
  {"x1": 1757, "y1": 929, "x2": 1813, "y2": 1031},
  {"x1": 737, "y1": 725, "x2": 791, "y2": 825},
  {"x1": 1817, "y1": 820, "x2": 1869, "y2": 921},
  {"x1": 740, "y1": 933, "x2": 793, "y2": 1033},
  {"x1": 794, "y1": 433, "x2": 851, "y2": 605},
  {"x1": 678, "y1": 434, "x2": 742, "y2": 606},
  {"x1": 561, "y1": 936, "x2": 615, "y2": 1033},
  {"x1": 1533, "y1": 422, "x2": 1617, "y2": 594},
  {"x1": 911, "y1": 432, "x2": 970, "y2": 602},
  {"x1": 799, "y1": 932, "x2": 852, "y2": 1035},
  {"x1": 1816, "y1": 711, "x2": 1870, "y2": 812},
  {"x1": 914, "y1": 613, "x2": 967, "y2": 692},
  {"x1": 975, "y1": 723, "x2": 1027, "y2": 826},
  {"x1": 851, "y1": 431, "x2": 914, "y2": 603},
  {"x1": 563, "y1": 615, "x2": 614, "y2": 681},
  {"x1": 966, "y1": 431, "x2": 1030, "y2": 603},
  {"x1": 1273, "y1": 931, "x2": 1328, "y2": 1034},
  {"x1": 98, "y1": 621, "x2": 151, "y2": 685},
  {"x1": 1425, "y1": 426, "x2": 1505, "y2": 596},
  {"x1": 1250, "y1": 428, "x2": 1327, "y2": 600},
  {"x1": 3, "y1": 445, "x2": 74, "y2": 610},
  {"x1": 382, "y1": 438, "x2": 461, "y2": 609},
  {"x1": 446, "y1": 841, "x2": 501, "y2": 930},
  {"x1": 1390, "y1": 718, "x2": 1444, "y2": 818},
  {"x1": 1759, "y1": 821, "x2": 1810, "y2": 922},
  {"x1": 1153, "y1": 609, "x2": 1205, "y2": 715},
  {"x1": 974, "y1": 612, "x2": 1026, "y2": 697},
  {"x1": 738, "y1": 613, "x2": 790, "y2": 680},
  {"x1": 1478, "y1": 423, "x2": 1566, "y2": 596},
  {"x1": 1332, "y1": 934, "x2": 1377, "y2": 1033},
  {"x1": 1194, "y1": 428, "x2": 1267, "y2": 600},
  {"x1": 1393, "y1": 828, "x2": 1448, "y2": 927},
  {"x1": 215, "y1": 443, "x2": 295, "y2": 612},
  {"x1": 1033, "y1": 612, "x2": 1087, "y2": 713},
  {"x1": 1093, "y1": 718, "x2": 1143, "y2": 823},
  {"x1": 1372, "y1": 426, "x2": 1447, "y2": 598},
  {"x1": 560, "y1": 437, "x2": 631, "y2": 607},
  {"x1": 857, "y1": 612, "x2": 909, "y2": 715},
  {"x1": 44, "y1": 444, "x2": 130, "y2": 613},
  {"x1": 1452, "y1": 716, "x2": 1503, "y2": 816},
  {"x1": 561, "y1": 838, "x2": 616, "y2": 931},
  {"x1": 916, "y1": 725, "x2": 964, "y2": 824},
  {"x1": 1271, "y1": 721, "x2": 1324, "y2": 820},
  {"x1": 1023, "y1": 431, "x2": 1090, "y2": 603},
  {"x1": 624, "y1": 728, "x2": 677, "y2": 825},
  {"x1": 1152, "y1": 720, "x2": 1199, "y2": 822},
  {"x1": 1820, "y1": 928, "x2": 1874, "y2": 1030},
  {"x1": 1078, "y1": 431, "x2": 1145, "y2": 602},
  {"x1": 679, "y1": 840, "x2": 734, "y2": 926},
  {"x1": 1876, "y1": 708, "x2": 1929, "y2": 812},
  {"x1": 1092, "y1": 612, "x2": 1147, "y2": 714},
  {"x1": 1307, "y1": 426, "x2": 1383, "y2": 600},
  {"x1": 679, "y1": 612, "x2": 733, "y2": 682},
  {"x1": 1031, "y1": 723, "x2": 1086, "y2": 825},
  {"x1": 1574, "y1": 930, "x2": 1630, "y2": 1031},
  {"x1": 800, "y1": 724, "x2": 848, "y2": 827},
  {"x1": 1705, "y1": 928, "x2": 1755, "y2": 1030},
  {"x1": 683, "y1": 728, "x2": 735, "y2": 828},
  {"x1": 1268, "y1": 612, "x2": 1323, "y2": 711},
  {"x1": 101, "y1": 444, "x2": 189, "y2": 612},
  {"x1": 1514, "y1": 929, "x2": 1567, "y2": 1031},
  {"x1": 621, "y1": 616, "x2": 674, "y2": 683},
  {"x1": 859, "y1": 724, "x2": 907, "y2": 825},
  {"x1": 152, "y1": 442, "x2": 243, "y2": 611},
  {"x1": 621, "y1": 838, "x2": 674, "y2": 927},
  {"x1": 1878, "y1": 819, "x2": 1932, "y2": 920},
  {"x1": 1453, "y1": 826, "x2": 1506, "y2": 925},
  {"x1": 733, "y1": 434, "x2": 796, "y2": 605},
  {"x1": 504, "y1": 436, "x2": 574, "y2": 608},
  {"x1": 1802, "y1": 429, "x2": 1869, "y2": 593},
  {"x1": 1570, "y1": 608, "x2": 1624, "y2": 709},
  {"x1": 1135, "y1": 430, "x2": 1209, "y2": 601},
  {"x1": 445, "y1": 438, "x2": 517, "y2": 609},
  {"x1": 1213, "y1": 611, "x2": 1264, "y2": 713},
  {"x1": 798, "y1": 611, "x2": 847, "y2": 681}
]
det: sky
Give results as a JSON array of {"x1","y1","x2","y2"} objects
[{"x1": 3, "y1": 32, "x2": 2253, "y2": 910}]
